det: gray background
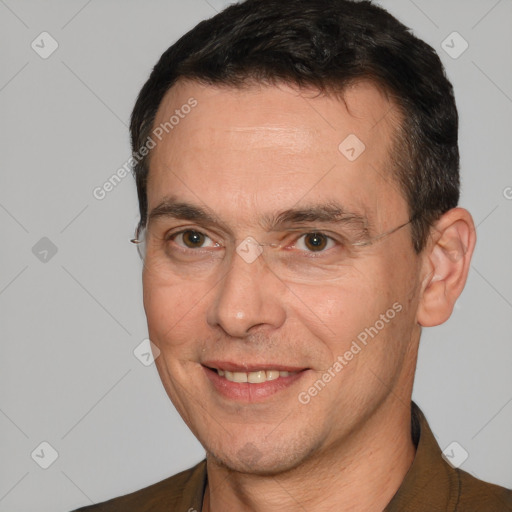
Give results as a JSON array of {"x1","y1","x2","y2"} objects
[{"x1": 1, "y1": 0, "x2": 511, "y2": 510}]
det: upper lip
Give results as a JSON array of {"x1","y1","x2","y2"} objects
[{"x1": 202, "y1": 361, "x2": 308, "y2": 372}]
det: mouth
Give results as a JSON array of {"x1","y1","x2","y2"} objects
[
  {"x1": 202, "y1": 362, "x2": 309, "y2": 401},
  {"x1": 216, "y1": 368, "x2": 297, "y2": 383}
]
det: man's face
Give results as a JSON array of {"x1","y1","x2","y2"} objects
[{"x1": 143, "y1": 80, "x2": 424, "y2": 474}]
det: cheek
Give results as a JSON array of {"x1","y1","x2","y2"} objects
[
  {"x1": 288, "y1": 263, "x2": 409, "y2": 355},
  {"x1": 142, "y1": 276, "x2": 208, "y2": 351},
  {"x1": 375, "y1": 245, "x2": 422, "y2": 316},
  {"x1": 284, "y1": 280, "x2": 380, "y2": 360}
]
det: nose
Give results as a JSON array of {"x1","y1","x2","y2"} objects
[{"x1": 206, "y1": 245, "x2": 286, "y2": 338}]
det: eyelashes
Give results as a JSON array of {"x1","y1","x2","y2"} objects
[{"x1": 166, "y1": 229, "x2": 343, "y2": 255}]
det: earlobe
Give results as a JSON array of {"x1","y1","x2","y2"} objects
[{"x1": 416, "y1": 208, "x2": 476, "y2": 327}]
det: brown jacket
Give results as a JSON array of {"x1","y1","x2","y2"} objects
[{"x1": 73, "y1": 403, "x2": 512, "y2": 511}]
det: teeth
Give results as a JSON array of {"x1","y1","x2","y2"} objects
[
  {"x1": 232, "y1": 371, "x2": 248, "y2": 383},
  {"x1": 217, "y1": 369, "x2": 297, "y2": 383},
  {"x1": 248, "y1": 370, "x2": 266, "y2": 383}
]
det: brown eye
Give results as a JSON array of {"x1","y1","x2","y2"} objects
[
  {"x1": 303, "y1": 232, "x2": 329, "y2": 252},
  {"x1": 181, "y1": 230, "x2": 207, "y2": 248}
]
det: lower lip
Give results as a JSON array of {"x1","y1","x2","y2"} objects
[{"x1": 203, "y1": 366, "x2": 307, "y2": 402}]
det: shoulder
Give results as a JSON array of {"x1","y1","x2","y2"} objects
[
  {"x1": 455, "y1": 467, "x2": 512, "y2": 511},
  {"x1": 71, "y1": 459, "x2": 207, "y2": 511},
  {"x1": 385, "y1": 403, "x2": 512, "y2": 511}
]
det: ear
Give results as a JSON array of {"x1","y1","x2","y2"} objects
[{"x1": 416, "y1": 207, "x2": 476, "y2": 327}]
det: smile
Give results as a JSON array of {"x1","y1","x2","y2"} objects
[
  {"x1": 202, "y1": 363, "x2": 308, "y2": 402},
  {"x1": 216, "y1": 369, "x2": 298, "y2": 383}
]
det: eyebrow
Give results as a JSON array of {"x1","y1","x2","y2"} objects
[{"x1": 147, "y1": 196, "x2": 371, "y2": 236}]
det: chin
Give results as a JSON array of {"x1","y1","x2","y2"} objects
[{"x1": 206, "y1": 434, "x2": 320, "y2": 476}]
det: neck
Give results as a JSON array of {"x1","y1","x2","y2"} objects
[{"x1": 203, "y1": 400, "x2": 416, "y2": 512}]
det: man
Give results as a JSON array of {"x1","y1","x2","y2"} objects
[{"x1": 75, "y1": 0, "x2": 512, "y2": 510}]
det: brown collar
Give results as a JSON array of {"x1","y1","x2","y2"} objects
[{"x1": 384, "y1": 401, "x2": 461, "y2": 511}]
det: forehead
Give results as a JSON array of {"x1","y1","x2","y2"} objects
[{"x1": 147, "y1": 79, "x2": 407, "y2": 225}]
